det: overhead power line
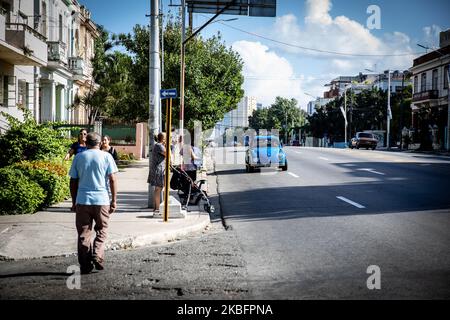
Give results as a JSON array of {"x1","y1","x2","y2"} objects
[{"x1": 215, "y1": 20, "x2": 424, "y2": 58}]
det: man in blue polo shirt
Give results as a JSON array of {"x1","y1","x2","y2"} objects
[{"x1": 69, "y1": 132, "x2": 118, "y2": 274}]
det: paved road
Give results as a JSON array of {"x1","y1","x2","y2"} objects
[
  {"x1": 215, "y1": 147, "x2": 450, "y2": 299},
  {"x1": 1, "y1": 147, "x2": 449, "y2": 300}
]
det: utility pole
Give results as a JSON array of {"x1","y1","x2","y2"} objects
[
  {"x1": 387, "y1": 70, "x2": 392, "y2": 149},
  {"x1": 447, "y1": 64, "x2": 450, "y2": 151},
  {"x1": 180, "y1": 0, "x2": 186, "y2": 142},
  {"x1": 285, "y1": 110, "x2": 288, "y2": 145},
  {"x1": 344, "y1": 87, "x2": 348, "y2": 146},
  {"x1": 148, "y1": 0, "x2": 161, "y2": 208}
]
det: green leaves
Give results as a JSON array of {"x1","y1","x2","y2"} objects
[
  {"x1": 249, "y1": 97, "x2": 307, "y2": 141},
  {"x1": 0, "y1": 112, "x2": 68, "y2": 167},
  {"x1": 0, "y1": 168, "x2": 46, "y2": 215},
  {"x1": 113, "y1": 19, "x2": 244, "y2": 129}
]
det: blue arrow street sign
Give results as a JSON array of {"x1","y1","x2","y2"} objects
[{"x1": 160, "y1": 89, "x2": 177, "y2": 99}]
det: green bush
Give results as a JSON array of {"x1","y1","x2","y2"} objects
[
  {"x1": 12, "y1": 161, "x2": 70, "y2": 208},
  {"x1": 0, "y1": 168, "x2": 46, "y2": 215},
  {"x1": 118, "y1": 152, "x2": 136, "y2": 161},
  {"x1": 0, "y1": 111, "x2": 70, "y2": 168}
]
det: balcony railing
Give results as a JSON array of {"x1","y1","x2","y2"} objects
[
  {"x1": 4, "y1": 23, "x2": 47, "y2": 65},
  {"x1": 6, "y1": 23, "x2": 47, "y2": 42},
  {"x1": 68, "y1": 57, "x2": 85, "y2": 77},
  {"x1": 47, "y1": 41, "x2": 67, "y2": 64},
  {"x1": 413, "y1": 90, "x2": 439, "y2": 102}
]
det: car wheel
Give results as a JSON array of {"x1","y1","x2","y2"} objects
[{"x1": 372, "y1": 147, "x2": 376, "y2": 150}]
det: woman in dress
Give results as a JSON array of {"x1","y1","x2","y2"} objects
[{"x1": 148, "y1": 133, "x2": 166, "y2": 213}]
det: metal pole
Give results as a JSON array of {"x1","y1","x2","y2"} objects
[
  {"x1": 180, "y1": 0, "x2": 186, "y2": 142},
  {"x1": 285, "y1": 111, "x2": 287, "y2": 145},
  {"x1": 164, "y1": 99, "x2": 172, "y2": 222},
  {"x1": 148, "y1": 0, "x2": 161, "y2": 208},
  {"x1": 345, "y1": 87, "x2": 348, "y2": 146},
  {"x1": 447, "y1": 64, "x2": 450, "y2": 151},
  {"x1": 387, "y1": 70, "x2": 391, "y2": 149}
]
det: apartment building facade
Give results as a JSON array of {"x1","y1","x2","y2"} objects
[
  {"x1": 219, "y1": 96, "x2": 258, "y2": 129},
  {"x1": 0, "y1": 0, "x2": 98, "y2": 130},
  {"x1": 410, "y1": 29, "x2": 450, "y2": 150},
  {"x1": 0, "y1": 0, "x2": 47, "y2": 129}
]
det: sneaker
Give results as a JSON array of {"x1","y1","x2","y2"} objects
[{"x1": 92, "y1": 257, "x2": 104, "y2": 271}]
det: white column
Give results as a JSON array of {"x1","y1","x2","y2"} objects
[
  {"x1": 41, "y1": 81, "x2": 56, "y2": 122},
  {"x1": 59, "y1": 86, "x2": 66, "y2": 122},
  {"x1": 67, "y1": 88, "x2": 73, "y2": 123}
]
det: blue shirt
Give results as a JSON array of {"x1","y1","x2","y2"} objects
[
  {"x1": 69, "y1": 149, "x2": 118, "y2": 206},
  {"x1": 71, "y1": 142, "x2": 87, "y2": 155}
]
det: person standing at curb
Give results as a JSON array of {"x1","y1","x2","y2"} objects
[
  {"x1": 148, "y1": 132, "x2": 166, "y2": 213},
  {"x1": 69, "y1": 132, "x2": 118, "y2": 274}
]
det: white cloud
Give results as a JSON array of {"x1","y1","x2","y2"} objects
[
  {"x1": 270, "y1": 0, "x2": 415, "y2": 73},
  {"x1": 422, "y1": 25, "x2": 442, "y2": 48},
  {"x1": 229, "y1": 0, "x2": 430, "y2": 110},
  {"x1": 231, "y1": 40, "x2": 305, "y2": 107}
]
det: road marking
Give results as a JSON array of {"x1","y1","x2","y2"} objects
[
  {"x1": 319, "y1": 157, "x2": 330, "y2": 161},
  {"x1": 288, "y1": 172, "x2": 300, "y2": 178},
  {"x1": 337, "y1": 196, "x2": 366, "y2": 209},
  {"x1": 295, "y1": 151, "x2": 302, "y2": 154},
  {"x1": 0, "y1": 227, "x2": 10, "y2": 235},
  {"x1": 357, "y1": 168, "x2": 385, "y2": 175}
]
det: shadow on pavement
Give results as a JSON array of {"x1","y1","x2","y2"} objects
[
  {"x1": 0, "y1": 272, "x2": 71, "y2": 279},
  {"x1": 217, "y1": 161, "x2": 450, "y2": 222}
]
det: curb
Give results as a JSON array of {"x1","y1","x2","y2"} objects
[{"x1": 107, "y1": 214, "x2": 212, "y2": 251}]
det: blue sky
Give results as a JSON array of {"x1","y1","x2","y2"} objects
[{"x1": 80, "y1": 0, "x2": 450, "y2": 108}]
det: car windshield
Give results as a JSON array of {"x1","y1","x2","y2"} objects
[
  {"x1": 250, "y1": 137, "x2": 280, "y2": 148},
  {"x1": 358, "y1": 133, "x2": 373, "y2": 139}
]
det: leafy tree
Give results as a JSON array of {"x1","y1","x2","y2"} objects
[
  {"x1": 71, "y1": 26, "x2": 132, "y2": 125},
  {"x1": 114, "y1": 19, "x2": 244, "y2": 129},
  {"x1": 248, "y1": 97, "x2": 308, "y2": 142},
  {"x1": 306, "y1": 87, "x2": 411, "y2": 145}
]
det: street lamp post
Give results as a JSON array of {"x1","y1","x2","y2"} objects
[
  {"x1": 387, "y1": 69, "x2": 392, "y2": 149},
  {"x1": 343, "y1": 84, "x2": 352, "y2": 147},
  {"x1": 367, "y1": 68, "x2": 392, "y2": 148}
]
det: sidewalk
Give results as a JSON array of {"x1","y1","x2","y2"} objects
[
  {"x1": 0, "y1": 160, "x2": 211, "y2": 261},
  {"x1": 376, "y1": 146, "x2": 450, "y2": 157}
]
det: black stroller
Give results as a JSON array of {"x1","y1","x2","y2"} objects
[{"x1": 170, "y1": 165, "x2": 215, "y2": 214}]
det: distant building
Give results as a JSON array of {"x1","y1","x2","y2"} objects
[
  {"x1": 219, "y1": 96, "x2": 257, "y2": 129},
  {"x1": 256, "y1": 103, "x2": 263, "y2": 110},
  {"x1": 410, "y1": 29, "x2": 450, "y2": 150},
  {"x1": 372, "y1": 70, "x2": 412, "y2": 93},
  {"x1": 307, "y1": 101, "x2": 315, "y2": 116},
  {"x1": 307, "y1": 97, "x2": 332, "y2": 115}
]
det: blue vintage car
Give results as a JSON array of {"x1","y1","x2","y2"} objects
[{"x1": 245, "y1": 135, "x2": 288, "y2": 172}]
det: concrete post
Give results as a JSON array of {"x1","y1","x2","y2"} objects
[{"x1": 148, "y1": 0, "x2": 161, "y2": 208}]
